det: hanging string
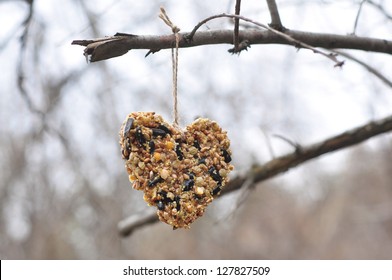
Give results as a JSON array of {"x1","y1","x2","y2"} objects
[{"x1": 159, "y1": 7, "x2": 181, "y2": 126}]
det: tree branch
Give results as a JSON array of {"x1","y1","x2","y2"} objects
[
  {"x1": 266, "y1": 0, "x2": 284, "y2": 30},
  {"x1": 72, "y1": 29, "x2": 392, "y2": 62},
  {"x1": 352, "y1": 0, "x2": 366, "y2": 35},
  {"x1": 118, "y1": 114, "x2": 392, "y2": 237},
  {"x1": 334, "y1": 50, "x2": 392, "y2": 89},
  {"x1": 367, "y1": 0, "x2": 392, "y2": 21},
  {"x1": 18, "y1": 0, "x2": 40, "y2": 114},
  {"x1": 233, "y1": 0, "x2": 241, "y2": 51}
]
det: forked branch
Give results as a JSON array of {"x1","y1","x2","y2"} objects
[
  {"x1": 185, "y1": 13, "x2": 344, "y2": 66},
  {"x1": 266, "y1": 0, "x2": 284, "y2": 30}
]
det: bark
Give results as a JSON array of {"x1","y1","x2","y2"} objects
[{"x1": 72, "y1": 29, "x2": 392, "y2": 62}]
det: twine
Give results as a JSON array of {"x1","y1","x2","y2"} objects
[{"x1": 159, "y1": 7, "x2": 181, "y2": 126}]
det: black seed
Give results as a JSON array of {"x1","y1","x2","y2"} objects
[
  {"x1": 194, "y1": 193, "x2": 203, "y2": 200},
  {"x1": 157, "y1": 200, "x2": 165, "y2": 211},
  {"x1": 158, "y1": 190, "x2": 173, "y2": 203},
  {"x1": 135, "y1": 127, "x2": 146, "y2": 145},
  {"x1": 123, "y1": 117, "x2": 134, "y2": 138},
  {"x1": 222, "y1": 149, "x2": 232, "y2": 163},
  {"x1": 193, "y1": 139, "x2": 201, "y2": 150},
  {"x1": 149, "y1": 140, "x2": 155, "y2": 154},
  {"x1": 148, "y1": 176, "x2": 163, "y2": 187},
  {"x1": 212, "y1": 185, "x2": 222, "y2": 196},
  {"x1": 126, "y1": 139, "x2": 131, "y2": 149},
  {"x1": 208, "y1": 166, "x2": 222, "y2": 182},
  {"x1": 126, "y1": 139, "x2": 131, "y2": 152},
  {"x1": 157, "y1": 124, "x2": 171, "y2": 135},
  {"x1": 188, "y1": 172, "x2": 195, "y2": 180},
  {"x1": 121, "y1": 149, "x2": 129, "y2": 160},
  {"x1": 158, "y1": 190, "x2": 167, "y2": 198},
  {"x1": 183, "y1": 179, "x2": 194, "y2": 191},
  {"x1": 122, "y1": 139, "x2": 131, "y2": 160},
  {"x1": 175, "y1": 196, "x2": 181, "y2": 211},
  {"x1": 198, "y1": 157, "x2": 206, "y2": 165},
  {"x1": 151, "y1": 128, "x2": 167, "y2": 137},
  {"x1": 175, "y1": 142, "x2": 184, "y2": 160}
]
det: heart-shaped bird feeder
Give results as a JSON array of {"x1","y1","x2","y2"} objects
[{"x1": 119, "y1": 112, "x2": 233, "y2": 229}]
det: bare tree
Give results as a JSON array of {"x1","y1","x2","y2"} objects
[
  {"x1": 72, "y1": 0, "x2": 392, "y2": 236},
  {"x1": 2, "y1": 0, "x2": 392, "y2": 259}
]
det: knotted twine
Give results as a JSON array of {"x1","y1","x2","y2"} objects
[{"x1": 159, "y1": 7, "x2": 181, "y2": 127}]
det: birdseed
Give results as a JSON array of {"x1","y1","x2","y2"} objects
[{"x1": 119, "y1": 112, "x2": 233, "y2": 229}]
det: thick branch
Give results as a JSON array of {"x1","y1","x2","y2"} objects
[
  {"x1": 72, "y1": 29, "x2": 392, "y2": 62},
  {"x1": 118, "y1": 114, "x2": 392, "y2": 237}
]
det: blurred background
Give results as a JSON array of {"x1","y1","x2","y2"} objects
[{"x1": 1, "y1": 0, "x2": 392, "y2": 259}]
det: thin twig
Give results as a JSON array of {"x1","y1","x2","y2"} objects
[
  {"x1": 261, "y1": 128, "x2": 276, "y2": 159},
  {"x1": 118, "y1": 114, "x2": 392, "y2": 236},
  {"x1": 334, "y1": 50, "x2": 392, "y2": 89},
  {"x1": 367, "y1": 0, "x2": 392, "y2": 21},
  {"x1": 233, "y1": 0, "x2": 241, "y2": 51},
  {"x1": 17, "y1": 0, "x2": 40, "y2": 114},
  {"x1": 352, "y1": 0, "x2": 367, "y2": 35},
  {"x1": 266, "y1": 0, "x2": 284, "y2": 30},
  {"x1": 214, "y1": 173, "x2": 255, "y2": 225},
  {"x1": 272, "y1": 134, "x2": 302, "y2": 152},
  {"x1": 186, "y1": 13, "x2": 344, "y2": 66}
]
